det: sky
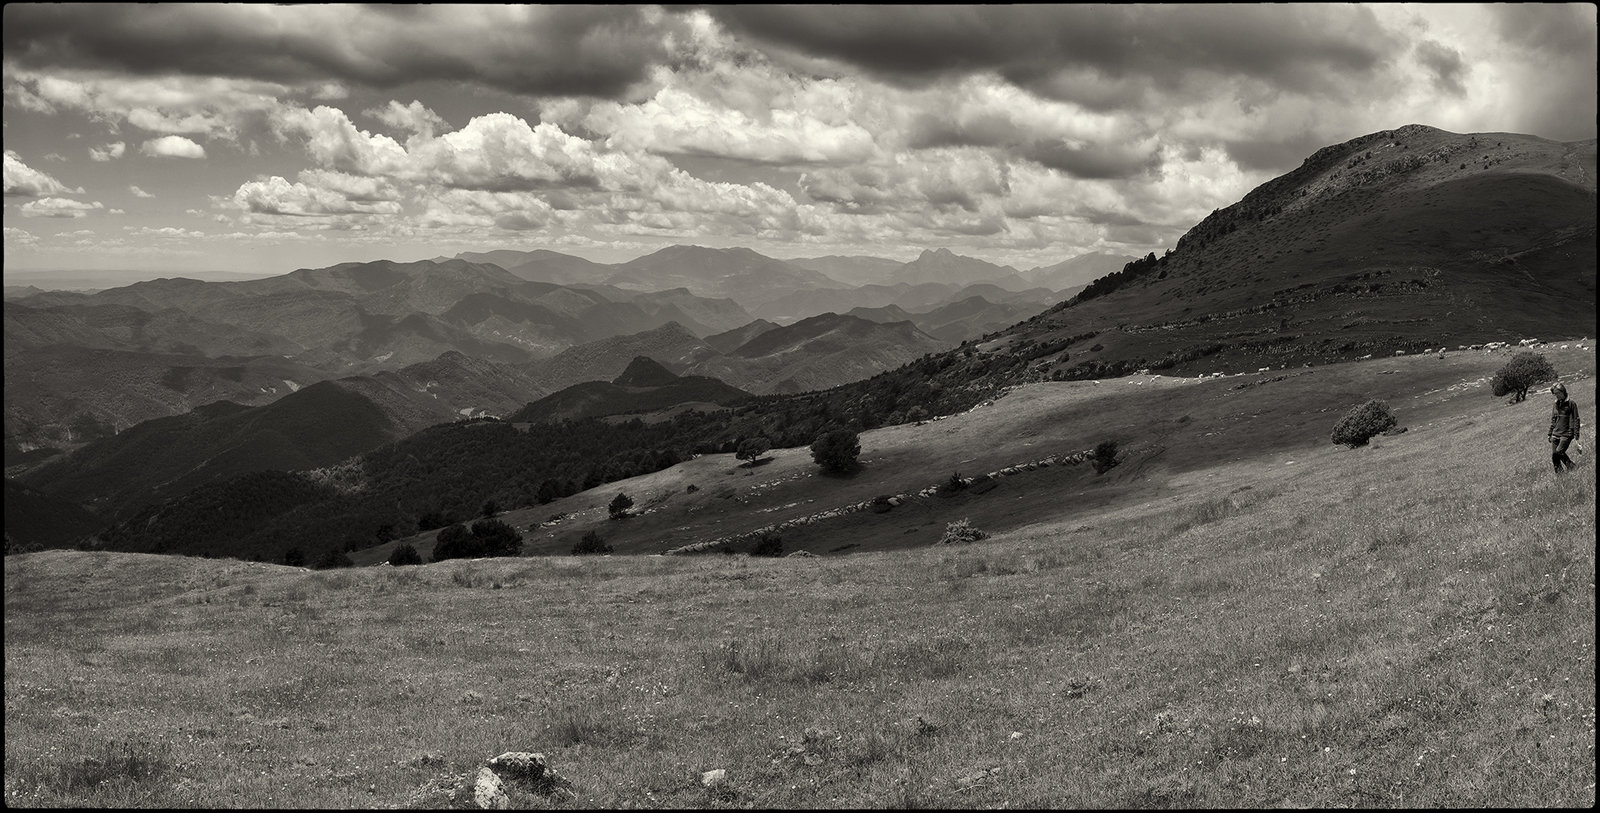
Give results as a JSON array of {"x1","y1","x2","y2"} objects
[{"x1": 3, "y1": 3, "x2": 1596, "y2": 283}]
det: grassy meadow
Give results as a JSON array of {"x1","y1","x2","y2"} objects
[{"x1": 5, "y1": 347, "x2": 1595, "y2": 808}]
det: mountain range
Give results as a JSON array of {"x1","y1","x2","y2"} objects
[{"x1": 6, "y1": 124, "x2": 1593, "y2": 557}]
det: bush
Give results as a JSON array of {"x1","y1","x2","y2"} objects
[
  {"x1": 749, "y1": 531, "x2": 783, "y2": 557},
  {"x1": 1331, "y1": 399, "x2": 1398, "y2": 447},
  {"x1": 388, "y1": 542, "x2": 423, "y2": 566},
  {"x1": 939, "y1": 518, "x2": 989, "y2": 545},
  {"x1": 940, "y1": 471, "x2": 969, "y2": 494},
  {"x1": 1092, "y1": 440, "x2": 1120, "y2": 474},
  {"x1": 609, "y1": 492, "x2": 634, "y2": 519},
  {"x1": 1491, "y1": 352, "x2": 1556, "y2": 403},
  {"x1": 811, "y1": 428, "x2": 861, "y2": 474},
  {"x1": 314, "y1": 548, "x2": 354, "y2": 569},
  {"x1": 572, "y1": 530, "x2": 612, "y2": 555},
  {"x1": 869, "y1": 494, "x2": 894, "y2": 513},
  {"x1": 282, "y1": 547, "x2": 306, "y2": 567}
]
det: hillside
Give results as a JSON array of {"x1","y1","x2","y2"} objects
[
  {"x1": 509, "y1": 357, "x2": 752, "y2": 424},
  {"x1": 6, "y1": 344, "x2": 1591, "y2": 809},
  {"x1": 1023, "y1": 251, "x2": 1139, "y2": 290},
  {"x1": 602, "y1": 245, "x2": 849, "y2": 310},
  {"x1": 526, "y1": 322, "x2": 721, "y2": 393},
  {"x1": 15, "y1": 381, "x2": 398, "y2": 520},
  {"x1": 687, "y1": 313, "x2": 949, "y2": 394},
  {"x1": 989, "y1": 126, "x2": 1596, "y2": 380}
]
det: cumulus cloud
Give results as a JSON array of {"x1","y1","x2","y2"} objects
[
  {"x1": 89, "y1": 141, "x2": 126, "y2": 161},
  {"x1": 140, "y1": 135, "x2": 206, "y2": 159},
  {"x1": 4, "y1": 5, "x2": 685, "y2": 99},
  {"x1": 3, "y1": 150, "x2": 84, "y2": 196},
  {"x1": 128, "y1": 185, "x2": 154, "y2": 198},
  {"x1": 364, "y1": 99, "x2": 448, "y2": 139},
  {"x1": 19, "y1": 196, "x2": 104, "y2": 217},
  {"x1": 5, "y1": 68, "x2": 289, "y2": 140},
  {"x1": 231, "y1": 174, "x2": 403, "y2": 217}
]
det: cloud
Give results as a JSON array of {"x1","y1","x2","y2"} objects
[
  {"x1": 128, "y1": 185, "x2": 154, "y2": 198},
  {"x1": 231, "y1": 174, "x2": 403, "y2": 217},
  {"x1": 140, "y1": 135, "x2": 206, "y2": 159},
  {"x1": 707, "y1": 5, "x2": 1398, "y2": 100},
  {"x1": 363, "y1": 100, "x2": 448, "y2": 139},
  {"x1": 3, "y1": 150, "x2": 84, "y2": 196},
  {"x1": 18, "y1": 196, "x2": 104, "y2": 217},
  {"x1": 3, "y1": 226, "x2": 41, "y2": 248},
  {"x1": 274, "y1": 106, "x2": 408, "y2": 175},
  {"x1": 1414, "y1": 40, "x2": 1468, "y2": 97},
  {"x1": 89, "y1": 141, "x2": 127, "y2": 161},
  {"x1": 5, "y1": 68, "x2": 290, "y2": 140},
  {"x1": 3, "y1": 4, "x2": 686, "y2": 99}
]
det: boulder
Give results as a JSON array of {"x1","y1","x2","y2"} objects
[
  {"x1": 700, "y1": 768, "x2": 727, "y2": 787},
  {"x1": 473, "y1": 767, "x2": 508, "y2": 810}
]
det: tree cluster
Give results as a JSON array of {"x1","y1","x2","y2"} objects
[{"x1": 431, "y1": 518, "x2": 523, "y2": 562}]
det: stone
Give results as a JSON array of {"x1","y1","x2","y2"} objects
[
  {"x1": 700, "y1": 769, "x2": 728, "y2": 787},
  {"x1": 473, "y1": 767, "x2": 509, "y2": 809}
]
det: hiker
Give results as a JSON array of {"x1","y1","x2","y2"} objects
[{"x1": 1548, "y1": 383, "x2": 1580, "y2": 473}]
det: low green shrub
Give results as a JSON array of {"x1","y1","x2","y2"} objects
[{"x1": 1330, "y1": 399, "x2": 1398, "y2": 447}]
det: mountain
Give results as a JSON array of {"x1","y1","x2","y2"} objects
[
  {"x1": 508, "y1": 357, "x2": 752, "y2": 424},
  {"x1": 784, "y1": 255, "x2": 904, "y2": 286},
  {"x1": 1023, "y1": 252, "x2": 1140, "y2": 291},
  {"x1": 454, "y1": 249, "x2": 616, "y2": 286},
  {"x1": 16, "y1": 381, "x2": 399, "y2": 519},
  {"x1": 3, "y1": 345, "x2": 328, "y2": 457},
  {"x1": 4, "y1": 300, "x2": 301, "y2": 358},
  {"x1": 893, "y1": 248, "x2": 1032, "y2": 290},
  {"x1": 602, "y1": 245, "x2": 849, "y2": 310},
  {"x1": 845, "y1": 304, "x2": 918, "y2": 324},
  {"x1": 912, "y1": 296, "x2": 1055, "y2": 344},
  {"x1": 4, "y1": 478, "x2": 104, "y2": 549},
  {"x1": 526, "y1": 322, "x2": 721, "y2": 393},
  {"x1": 980, "y1": 124, "x2": 1596, "y2": 379},
  {"x1": 687, "y1": 313, "x2": 948, "y2": 394},
  {"x1": 703, "y1": 319, "x2": 781, "y2": 354}
]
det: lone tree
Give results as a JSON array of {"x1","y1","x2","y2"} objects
[
  {"x1": 1331, "y1": 399, "x2": 1398, "y2": 447},
  {"x1": 1491, "y1": 351, "x2": 1557, "y2": 403},
  {"x1": 810, "y1": 428, "x2": 861, "y2": 474},
  {"x1": 749, "y1": 531, "x2": 783, "y2": 557},
  {"x1": 609, "y1": 492, "x2": 634, "y2": 519},
  {"x1": 736, "y1": 437, "x2": 772, "y2": 465}
]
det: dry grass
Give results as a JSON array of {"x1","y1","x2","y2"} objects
[{"x1": 6, "y1": 353, "x2": 1595, "y2": 808}]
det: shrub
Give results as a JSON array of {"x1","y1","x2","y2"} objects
[
  {"x1": 432, "y1": 520, "x2": 522, "y2": 562},
  {"x1": 608, "y1": 492, "x2": 634, "y2": 519},
  {"x1": 1331, "y1": 399, "x2": 1398, "y2": 447},
  {"x1": 940, "y1": 471, "x2": 970, "y2": 494},
  {"x1": 736, "y1": 437, "x2": 771, "y2": 464},
  {"x1": 1092, "y1": 440, "x2": 1120, "y2": 474},
  {"x1": 811, "y1": 428, "x2": 861, "y2": 474},
  {"x1": 572, "y1": 530, "x2": 612, "y2": 555},
  {"x1": 749, "y1": 531, "x2": 783, "y2": 557},
  {"x1": 1491, "y1": 352, "x2": 1556, "y2": 403},
  {"x1": 314, "y1": 548, "x2": 354, "y2": 569},
  {"x1": 481, "y1": 500, "x2": 500, "y2": 518},
  {"x1": 388, "y1": 542, "x2": 423, "y2": 566},
  {"x1": 869, "y1": 494, "x2": 894, "y2": 513},
  {"x1": 282, "y1": 547, "x2": 306, "y2": 567},
  {"x1": 940, "y1": 518, "x2": 989, "y2": 545}
]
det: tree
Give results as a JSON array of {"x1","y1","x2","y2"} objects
[
  {"x1": 736, "y1": 437, "x2": 771, "y2": 465},
  {"x1": 1330, "y1": 399, "x2": 1398, "y2": 447},
  {"x1": 282, "y1": 547, "x2": 306, "y2": 567},
  {"x1": 609, "y1": 492, "x2": 634, "y2": 519},
  {"x1": 1092, "y1": 440, "x2": 1120, "y2": 474},
  {"x1": 481, "y1": 499, "x2": 500, "y2": 518},
  {"x1": 431, "y1": 523, "x2": 473, "y2": 562},
  {"x1": 1491, "y1": 352, "x2": 1557, "y2": 403},
  {"x1": 810, "y1": 428, "x2": 861, "y2": 474},
  {"x1": 388, "y1": 542, "x2": 423, "y2": 566},
  {"x1": 470, "y1": 518, "x2": 523, "y2": 557},
  {"x1": 572, "y1": 530, "x2": 612, "y2": 555}
]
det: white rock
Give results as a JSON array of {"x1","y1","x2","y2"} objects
[{"x1": 700, "y1": 769, "x2": 727, "y2": 787}]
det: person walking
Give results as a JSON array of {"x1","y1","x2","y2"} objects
[{"x1": 1548, "y1": 382, "x2": 1580, "y2": 473}]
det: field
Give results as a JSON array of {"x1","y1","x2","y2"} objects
[{"x1": 5, "y1": 346, "x2": 1595, "y2": 808}]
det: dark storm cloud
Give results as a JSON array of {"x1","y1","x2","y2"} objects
[
  {"x1": 1414, "y1": 41, "x2": 1467, "y2": 97},
  {"x1": 1222, "y1": 132, "x2": 1332, "y2": 173},
  {"x1": 0, "y1": 4, "x2": 678, "y2": 99},
  {"x1": 706, "y1": 5, "x2": 1399, "y2": 99},
  {"x1": 1018, "y1": 140, "x2": 1161, "y2": 181}
]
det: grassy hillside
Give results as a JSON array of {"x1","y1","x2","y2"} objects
[{"x1": 6, "y1": 346, "x2": 1591, "y2": 808}]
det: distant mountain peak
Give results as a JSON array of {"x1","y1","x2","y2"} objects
[{"x1": 613, "y1": 356, "x2": 681, "y2": 387}]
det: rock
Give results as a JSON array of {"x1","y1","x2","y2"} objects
[
  {"x1": 785, "y1": 550, "x2": 817, "y2": 558},
  {"x1": 700, "y1": 769, "x2": 727, "y2": 787},
  {"x1": 473, "y1": 767, "x2": 509, "y2": 809}
]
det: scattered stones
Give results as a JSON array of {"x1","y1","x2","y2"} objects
[
  {"x1": 954, "y1": 765, "x2": 1004, "y2": 790},
  {"x1": 784, "y1": 550, "x2": 817, "y2": 558},
  {"x1": 461, "y1": 690, "x2": 485, "y2": 705},
  {"x1": 407, "y1": 752, "x2": 576, "y2": 809}
]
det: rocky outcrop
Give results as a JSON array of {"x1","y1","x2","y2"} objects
[{"x1": 407, "y1": 751, "x2": 576, "y2": 809}]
